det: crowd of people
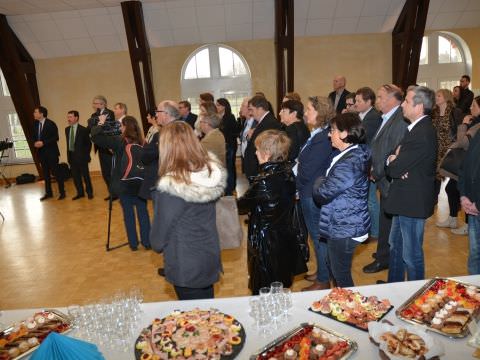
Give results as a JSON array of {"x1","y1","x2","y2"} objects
[{"x1": 32, "y1": 74, "x2": 479, "y2": 300}]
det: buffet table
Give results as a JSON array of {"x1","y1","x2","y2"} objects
[{"x1": 2, "y1": 275, "x2": 479, "y2": 359}]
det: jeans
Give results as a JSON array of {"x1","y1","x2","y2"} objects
[
  {"x1": 174, "y1": 285, "x2": 214, "y2": 300},
  {"x1": 368, "y1": 181, "x2": 379, "y2": 238},
  {"x1": 225, "y1": 144, "x2": 237, "y2": 195},
  {"x1": 119, "y1": 194, "x2": 151, "y2": 249},
  {"x1": 468, "y1": 214, "x2": 480, "y2": 275},
  {"x1": 327, "y1": 237, "x2": 359, "y2": 287},
  {"x1": 387, "y1": 215, "x2": 426, "y2": 283},
  {"x1": 300, "y1": 197, "x2": 329, "y2": 282}
]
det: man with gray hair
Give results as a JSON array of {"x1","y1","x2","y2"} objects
[
  {"x1": 88, "y1": 95, "x2": 115, "y2": 200},
  {"x1": 328, "y1": 75, "x2": 351, "y2": 114},
  {"x1": 383, "y1": 86, "x2": 437, "y2": 283}
]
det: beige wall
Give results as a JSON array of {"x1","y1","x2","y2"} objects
[
  {"x1": 33, "y1": 52, "x2": 139, "y2": 173},
  {"x1": 4, "y1": 27, "x2": 478, "y2": 178}
]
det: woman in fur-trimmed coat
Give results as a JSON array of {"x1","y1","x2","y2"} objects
[{"x1": 150, "y1": 122, "x2": 227, "y2": 300}]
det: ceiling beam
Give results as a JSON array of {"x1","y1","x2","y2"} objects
[
  {"x1": 0, "y1": 14, "x2": 42, "y2": 175},
  {"x1": 392, "y1": 0, "x2": 430, "y2": 90},
  {"x1": 121, "y1": 1, "x2": 156, "y2": 135},
  {"x1": 274, "y1": 0, "x2": 294, "y2": 112}
]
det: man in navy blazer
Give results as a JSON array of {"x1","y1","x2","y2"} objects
[
  {"x1": 178, "y1": 100, "x2": 197, "y2": 129},
  {"x1": 363, "y1": 84, "x2": 408, "y2": 274},
  {"x1": 65, "y1": 110, "x2": 93, "y2": 200},
  {"x1": 33, "y1": 106, "x2": 65, "y2": 201},
  {"x1": 243, "y1": 95, "x2": 281, "y2": 179},
  {"x1": 384, "y1": 86, "x2": 437, "y2": 283}
]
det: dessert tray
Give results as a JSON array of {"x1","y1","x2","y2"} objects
[
  {"x1": 135, "y1": 308, "x2": 245, "y2": 359},
  {"x1": 250, "y1": 322, "x2": 357, "y2": 360},
  {"x1": 309, "y1": 287, "x2": 393, "y2": 331},
  {"x1": 368, "y1": 322, "x2": 445, "y2": 360},
  {"x1": 396, "y1": 277, "x2": 480, "y2": 338},
  {"x1": 0, "y1": 309, "x2": 72, "y2": 360}
]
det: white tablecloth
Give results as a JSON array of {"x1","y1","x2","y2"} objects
[{"x1": 2, "y1": 275, "x2": 479, "y2": 359}]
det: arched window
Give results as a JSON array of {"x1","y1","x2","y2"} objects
[
  {"x1": 181, "y1": 44, "x2": 251, "y2": 116},
  {"x1": 417, "y1": 32, "x2": 472, "y2": 91},
  {"x1": 0, "y1": 70, "x2": 32, "y2": 163}
]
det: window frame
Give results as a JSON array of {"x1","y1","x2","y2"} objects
[
  {"x1": 180, "y1": 44, "x2": 252, "y2": 116},
  {"x1": 417, "y1": 31, "x2": 472, "y2": 91},
  {"x1": 0, "y1": 70, "x2": 34, "y2": 164}
]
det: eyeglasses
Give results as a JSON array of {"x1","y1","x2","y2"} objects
[
  {"x1": 346, "y1": 103, "x2": 354, "y2": 107},
  {"x1": 155, "y1": 110, "x2": 165, "y2": 113}
]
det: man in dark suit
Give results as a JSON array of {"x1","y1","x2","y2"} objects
[
  {"x1": 243, "y1": 95, "x2": 281, "y2": 179},
  {"x1": 178, "y1": 100, "x2": 197, "y2": 129},
  {"x1": 33, "y1": 106, "x2": 65, "y2": 201},
  {"x1": 354, "y1": 87, "x2": 383, "y2": 243},
  {"x1": 65, "y1": 110, "x2": 93, "y2": 200},
  {"x1": 363, "y1": 84, "x2": 408, "y2": 274},
  {"x1": 87, "y1": 95, "x2": 115, "y2": 200},
  {"x1": 384, "y1": 86, "x2": 437, "y2": 282},
  {"x1": 457, "y1": 74, "x2": 474, "y2": 115},
  {"x1": 328, "y1": 75, "x2": 351, "y2": 114}
]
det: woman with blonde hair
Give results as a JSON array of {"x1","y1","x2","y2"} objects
[
  {"x1": 150, "y1": 122, "x2": 226, "y2": 300},
  {"x1": 238, "y1": 130, "x2": 306, "y2": 294},
  {"x1": 296, "y1": 96, "x2": 337, "y2": 291}
]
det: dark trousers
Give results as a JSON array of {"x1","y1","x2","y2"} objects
[
  {"x1": 327, "y1": 237, "x2": 359, "y2": 287},
  {"x1": 39, "y1": 152, "x2": 64, "y2": 196},
  {"x1": 174, "y1": 285, "x2": 214, "y2": 300},
  {"x1": 225, "y1": 144, "x2": 237, "y2": 195},
  {"x1": 445, "y1": 179, "x2": 461, "y2": 217},
  {"x1": 374, "y1": 195, "x2": 392, "y2": 266},
  {"x1": 69, "y1": 159, "x2": 93, "y2": 196},
  {"x1": 119, "y1": 194, "x2": 151, "y2": 249},
  {"x1": 98, "y1": 149, "x2": 112, "y2": 190}
]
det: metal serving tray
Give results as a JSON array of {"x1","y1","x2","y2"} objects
[
  {"x1": 249, "y1": 322, "x2": 358, "y2": 360},
  {"x1": 396, "y1": 277, "x2": 480, "y2": 338},
  {"x1": 0, "y1": 309, "x2": 72, "y2": 360}
]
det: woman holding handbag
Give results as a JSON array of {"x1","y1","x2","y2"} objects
[
  {"x1": 237, "y1": 130, "x2": 307, "y2": 295},
  {"x1": 438, "y1": 96, "x2": 480, "y2": 234}
]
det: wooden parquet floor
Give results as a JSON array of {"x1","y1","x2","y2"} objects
[{"x1": 0, "y1": 172, "x2": 469, "y2": 310}]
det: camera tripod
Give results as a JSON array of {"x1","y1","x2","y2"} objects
[
  {"x1": 106, "y1": 154, "x2": 129, "y2": 251},
  {"x1": 0, "y1": 148, "x2": 12, "y2": 188}
]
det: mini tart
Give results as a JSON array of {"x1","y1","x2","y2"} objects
[
  {"x1": 311, "y1": 301, "x2": 322, "y2": 312},
  {"x1": 223, "y1": 314, "x2": 234, "y2": 324},
  {"x1": 140, "y1": 354, "x2": 153, "y2": 360},
  {"x1": 229, "y1": 335, "x2": 242, "y2": 345}
]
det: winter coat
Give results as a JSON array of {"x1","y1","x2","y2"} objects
[
  {"x1": 313, "y1": 144, "x2": 371, "y2": 240},
  {"x1": 237, "y1": 162, "x2": 307, "y2": 295},
  {"x1": 150, "y1": 156, "x2": 226, "y2": 288}
]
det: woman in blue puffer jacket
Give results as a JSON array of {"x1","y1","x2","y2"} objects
[{"x1": 313, "y1": 112, "x2": 371, "y2": 287}]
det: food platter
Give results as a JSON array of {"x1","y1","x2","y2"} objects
[
  {"x1": 368, "y1": 322, "x2": 445, "y2": 360},
  {"x1": 250, "y1": 322, "x2": 357, "y2": 360},
  {"x1": 309, "y1": 287, "x2": 393, "y2": 332},
  {"x1": 396, "y1": 277, "x2": 480, "y2": 338},
  {"x1": 0, "y1": 309, "x2": 72, "y2": 360},
  {"x1": 134, "y1": 308, "x2": 245, "y2": 359}
]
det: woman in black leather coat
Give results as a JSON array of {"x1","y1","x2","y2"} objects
[{"x1": 237, "y1": 130, "x2": 307, "y2": 294}]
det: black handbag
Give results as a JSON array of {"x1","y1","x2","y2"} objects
[
  {"x1": 292, "y1": 200, "x2": 309, "y2": 262},
  {"x1": 440, "y1": 148, "x2": 467, "y2": 177}
]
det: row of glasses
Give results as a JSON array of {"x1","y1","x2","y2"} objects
[
  {"x1": 249, "y1": 282, "x2": 293, "y2": 336},
  {"x1": 66, "y1": 287, "x2": 144, "y2": 352}
]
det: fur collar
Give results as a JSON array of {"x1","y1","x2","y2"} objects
[{"x1": 156, "y1": 153, "x2": 226, "y2": 203}]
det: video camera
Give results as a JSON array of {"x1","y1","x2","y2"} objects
[
  {"x1": 88, "y1": 110, "x2": 121, "y2": 136},
  {"x1": 0, "y1": 139, "x2": 13, "y2": 151}
]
